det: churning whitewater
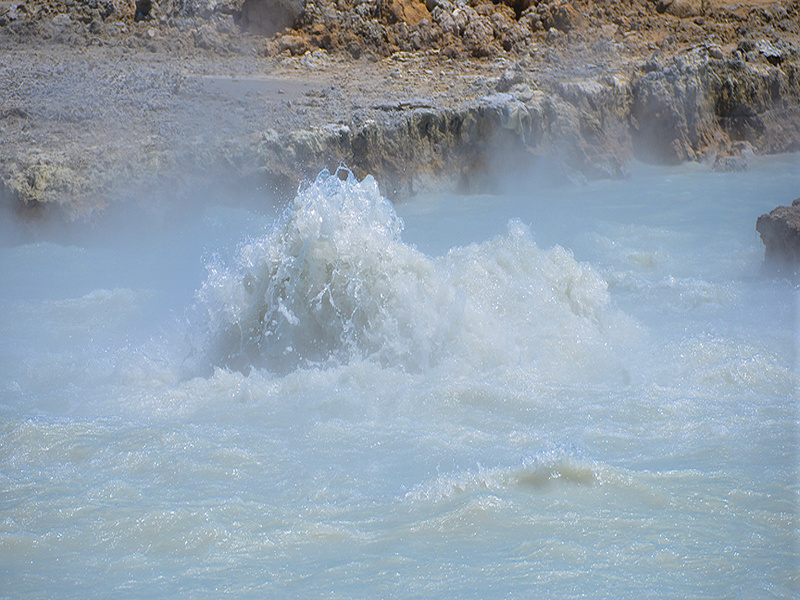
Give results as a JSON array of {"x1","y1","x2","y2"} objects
[
  {"x1": 191, "y1": 169, "x2": 631, "y2": 379},
  {"x1": 0, "y1": 157, "x2": 797, "y2": 599}
]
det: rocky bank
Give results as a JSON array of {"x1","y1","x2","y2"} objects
[{"x1": 0, "y1": 0, "x2": 798, "y2": 219}]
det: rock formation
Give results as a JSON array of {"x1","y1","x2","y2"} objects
[
  {"x1": 631, "y1": 49, "x2": 800, "y2": 164},
  {"x1": 757, "y1": 199, "x2": 800, "y2": 267},
  {"x1": 244, "y1": 48, "x2": 800, "y2": 199},
  {"x1": 0, "y1": 0, "x2": 798, "y2": 218}
]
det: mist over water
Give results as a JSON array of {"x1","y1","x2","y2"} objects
[{"x1": 1, "y1": 156, "x2": 798, "y2": 598}]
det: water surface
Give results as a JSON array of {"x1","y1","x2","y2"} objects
[{"x1": 1, "y1": 156, "x2": 798, "y2": 598}]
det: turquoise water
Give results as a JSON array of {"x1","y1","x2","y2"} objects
[{"x1": 1, "y1": 156, "x2": 798, "y2": 598}]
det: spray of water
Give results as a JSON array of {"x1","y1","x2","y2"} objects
[{"x1": 189, "y1": 169, "x2": 633, "y2": 379}]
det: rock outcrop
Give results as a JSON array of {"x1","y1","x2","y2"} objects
[
  {"x1": 0, "y1": 0, "x2": 798, "y2": 218},
  {"x1": 632, "y1": 48, "x2": 800, "y2": 164},
  {"x1": 251, "y1": 78, "x2": 632, "y2": 199},
  {"x1": 249, "y1": 50, "x2": 800, "y2": 199},
  {"x1": 269, "y1": 0, "x2": 601, "y2": 58},
  {"x1": 2, "y1": 42, "x2": 798, "y2": 217},
  {"x1": 757, "y1": 198, "x2": 800, "y2": 267}
]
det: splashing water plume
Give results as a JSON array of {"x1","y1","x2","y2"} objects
[{"x1": 192, "y1": 169, "x2": 629, "y2": 379}]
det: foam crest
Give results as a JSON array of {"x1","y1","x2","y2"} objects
[
  {"x1": 443, "y1": 219, "x2": 622, "y2": 374},
  {"x1": 190, "y1": 170, "x2": 629, "y2": 376},
  {"x1": 404, "y1": 456, "x2": 624, "y2": 504}
]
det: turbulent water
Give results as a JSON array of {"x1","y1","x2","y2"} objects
[{"x1": 1, "y1": 157, "x2": 798, "y2": 598}]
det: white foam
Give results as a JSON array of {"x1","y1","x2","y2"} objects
[
  {"x1": 190, "y1": 170, "x2": 633, "y2": 380},
  {"x1": 404, "y1": 455, "x2": 629, "y2": 504}
]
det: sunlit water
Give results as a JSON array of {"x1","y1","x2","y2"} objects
[{"x1": 1, "y1": 156, "x2": 798, "y2": 599}]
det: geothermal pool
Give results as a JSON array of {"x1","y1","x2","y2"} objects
[{"x1": 1, "y1": 156, "x2": 798, "y2": 598}]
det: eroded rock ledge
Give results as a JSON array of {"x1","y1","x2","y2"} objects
[
  {"x1": 255, "y1": 48, "x2": 799, "y2": 199},
  {"x1": 3, "y1": 42, "x2": 798, "y2": 219},
  {"x1": 0, "y1": 0, "x2": 798, "y2": 217}
]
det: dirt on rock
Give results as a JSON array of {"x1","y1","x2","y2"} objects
[{"x1": 0, "y1": 0, "x2": 798, "y2": 218}]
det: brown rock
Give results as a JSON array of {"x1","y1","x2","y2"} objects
[
  {"x1": 381, "y1": 0, "x2": 432, "y2": 25},
  {"x1": 278, "y1": 32, "x2": 309, "y2": 54},
  {"x1": 666, "y1": 0, "x2": 700, "y2": 18},
  {"x1": 655, "y1": 0, "x2": 700, "y2": 17},
  {"x1": 757, "y1": 199, "x2": 800, "y2": 265},
  {"x1": 552, "y1": 2, "x2": 586, "y2": 32}
]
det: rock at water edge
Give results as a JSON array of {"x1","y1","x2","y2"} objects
[{"x1": 756, "y1": 198, "x2": 800, "y2": 265}]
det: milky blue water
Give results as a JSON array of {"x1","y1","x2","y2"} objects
[{"x1": 1, "y1": 156, "x2": 798, "y2": 599}]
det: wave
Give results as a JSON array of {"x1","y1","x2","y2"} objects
[{"x1": 403, "y1": 455, "x2": 625, "y2": 504}]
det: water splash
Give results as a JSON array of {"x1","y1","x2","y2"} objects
[{"x1": 189, "y1": 170, "x2": 630, "y2": 377}]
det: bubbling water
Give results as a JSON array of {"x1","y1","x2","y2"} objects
[
  {"x1": 190, "y1": 169, "x2": 634, "y2": 381},
  {"x1": 2, "y1": 157, "x2": 797, "y2": 599}
]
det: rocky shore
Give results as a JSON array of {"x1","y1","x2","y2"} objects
[{"x1": 0, "y1": 0, "x2": 798, "y2": 219}]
